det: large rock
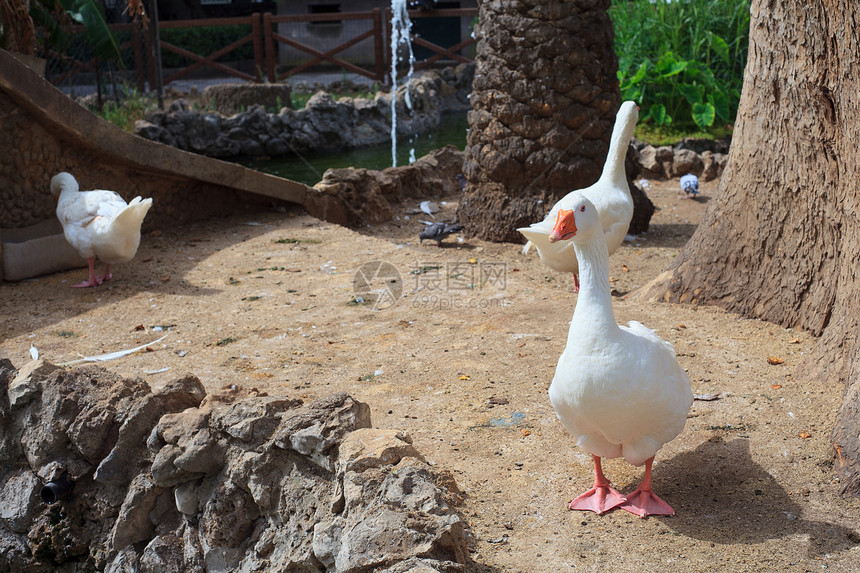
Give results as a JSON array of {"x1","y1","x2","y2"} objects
[
  {"x1": 307, "y1": 146, "x2": 466, "y2": 228},
  {"x1": 0, "y1": 363, "x2": 471, "y2": 572}
]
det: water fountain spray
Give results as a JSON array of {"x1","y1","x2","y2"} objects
[{"x1": 390, "y1": 0, "x2": 415, "y2": 167}]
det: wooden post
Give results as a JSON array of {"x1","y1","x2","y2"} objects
[
  {"x1": 264, "y1": 13, "x2": 276, "y2": 83},
  {"x1": 133, "y1": 22, "x2": 145, "y2": 92},
  {"x1": 252, "y1": 13, "x2": 263, "y2": 82},
  {"x1": 372, "y1": 8, "x2": 385, "y2": 84}
]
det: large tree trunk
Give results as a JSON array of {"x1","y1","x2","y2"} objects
[
  {"x1": 457, "y1": 0, "x2": 620, "y2": 242},
  {"x1": 634, "y1": 0, "x2": 860, "y2": 495}
]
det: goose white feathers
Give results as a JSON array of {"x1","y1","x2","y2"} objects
[
  {"x1": 50, "y1": 172, "x2": 152, "y2": 288},
  {"x1": 518, "y1": 101, "x2": 639, "y2": 289},
  {"x1": 547, "y1": 193, "x2": 692, "y2": 517}
]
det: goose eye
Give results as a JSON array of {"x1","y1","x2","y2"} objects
[{"x1": 580, "y1": 206, "x2": 586, "y2": 212}]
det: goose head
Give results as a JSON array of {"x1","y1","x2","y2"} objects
[
  {"x1": 547, "y1": 193, "x2": 601, "y2": 244},
  {"x1": 50, "y1": 172, "x2": 79, "y2": 199}
]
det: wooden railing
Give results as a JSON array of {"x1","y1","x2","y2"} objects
[{"x1": 47, "y1": 8, "x2": 477, "y2": 91}]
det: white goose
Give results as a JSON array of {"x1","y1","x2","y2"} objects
[
  {"x1": 51, "y1": 172, "x2": 153, "y2": 288},
  {"x1": 518, "y1": 101, "x2": 639, "y2": 290},
  {"x1": 546, "y1": 192, "x2": 692, "y2": 517}
]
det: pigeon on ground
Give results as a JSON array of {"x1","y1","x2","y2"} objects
[
  {"x1": 419, "y1": 222, "x2": 463, "y2": 247},
  {"x1": 680, "y1": 174, "x2": 699, "y2": 199}
]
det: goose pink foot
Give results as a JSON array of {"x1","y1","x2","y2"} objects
[
  {"x1": 72, "y1": 258, "x2": 102, "y2": 288},
  {"x1": 620, "y1": 457, "x2": 675, "y2": 517},
  {"x1": 569, "y1": 455, "x2": 626, "y2": 514},
  {"x1": 572, "y1": 272, "x2": 580, "y2": 292}
]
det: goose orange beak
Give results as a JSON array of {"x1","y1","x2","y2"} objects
[{"x1": 548, "y1": 208, "x2": 576, "y2": 243}]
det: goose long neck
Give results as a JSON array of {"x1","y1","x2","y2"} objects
[
  {"x1": 570, "y1": 237, "x2": 618, "y2": 331},
  {"x1": 599, "y1": 117, "x2": 633, "y2": 190}
]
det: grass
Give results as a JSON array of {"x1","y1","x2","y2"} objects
[
  {"x1": 610, "y1": 0, "x2": 750, "y2": 133},
  {"x1": 634, "y1": 122, "x2": 734, "y2": 147}
]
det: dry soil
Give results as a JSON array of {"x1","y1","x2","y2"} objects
[{"x1": 2, "y1": 177, "x2": 859, "y2": 572}]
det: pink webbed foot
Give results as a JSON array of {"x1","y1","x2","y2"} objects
[
  {"x1": 569, "y1": 484, "x2": 627, "y2": 514},
  {"x1": 569, "y1": 455, "x2": 626, "y2": 514},
  {"x1": 620, "y1": 487, "x2": 674, "y2": 517},
  {"x1": 71, "y1": 258, "x2": 101, "y2": 287},
  {"x1": 619, "y1": 456, "x2": 675, "y2": 517}
]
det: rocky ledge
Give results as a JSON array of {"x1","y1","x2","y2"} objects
[
  {"x1": 134, "y1": 65, "x2": 474, "y2": 159},
  {"x1": 0, "y1": 359, "x2": 470, "y2": 572}
]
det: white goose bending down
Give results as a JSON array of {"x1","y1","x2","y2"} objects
[
  {"x1": 51, "y1": 172, "x2": 153, "y2": 288},
  {"x1": 518, "y1": 101, "x2": 639, "y2": 291},
  {"x1": 546, "y1": 193, "x2": 692, "y2": 517}
]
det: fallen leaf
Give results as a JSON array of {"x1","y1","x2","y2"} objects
[
  {"x1": 798, "y1": 431, "x2": 811, "y2": 439},
  {"x1": 468, "y1": 258, "x2": 477, "y2": 264},
  {"x1": 520, "y1": 428, "x2": 531, "y2": 437},
  {"x1": 149, "y1": 229, "x2": 162, "y2": 237},
  {"x1": 609, "y1": 276, "x2": 618, "y2": 283},
  {"x1": 790, "y1": 338, "x2": 800, "y2": 344},
  {"x1": 141, "y1": 257, "x2": 153, "y2": 263},
  {"x1": 159, "y1": 275, "x2": 171, "y2": 282},
  {"x1": 133, "y1": 324, "x2": 145, "y2": 331},
  {"x1": 771, "y1": 384, "x2": 782, "y2": 390},
  {"x1": 622, "y1": 264, "x2": 629, "y2": 272},
  {"x1": 488, "y1": 397, "x2": 509, "y2": 406},
  {"x1": 518, "y1": 342, "x2": 526, "y2": 348},
  {"x1": 512, "y1": 268, "x2": 521, "y2": 272},
  {"x1": 678, "y1": 324, "x2": 687, "y2": 329},
  {"x1": 459, "y1": 374, "x2": 470, "y2": 380},
  {"x1": 767, "y1": 356, "x2": 784, "y2": 365}
]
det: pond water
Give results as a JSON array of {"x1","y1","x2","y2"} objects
[{"x1": 240, "y1": 112, "x2": 469, "y2": 186}]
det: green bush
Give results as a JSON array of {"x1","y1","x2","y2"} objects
[{"x1": 610, "y1": 0, "x2": 751, "y2": 130}]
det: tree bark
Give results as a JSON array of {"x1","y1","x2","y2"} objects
[
  {"x1": 457, "y1": 0, "x2": 620, "y2": 242},
  {"x1": 633, "y1": 0, "x2": 860, "y2": 495}
]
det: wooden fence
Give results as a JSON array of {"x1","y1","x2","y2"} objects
[{"x1": 48, "y1": 8, "x2": 477, "y2": 91}]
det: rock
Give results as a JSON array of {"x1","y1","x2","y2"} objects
[
  {"x1": 672, "y1": 148, "x2": 704, "y2": 178},
  {"x1": 0, "y1": 363, "x2": 470, "y2": 573},
  {"x1": 338, "y1": 428, "x2": 423, "y2": 474},
  {"x1": 701, "y1": 151, "x2": 728, "y2": 182},
  {"x1": 134, "y1": 68, "x2": 474, "y2": 160},
  {"x1": 174, "y1": 480, "x2": 199, "y2": 516},
  {"x1": 109, "y1": 473, "x2": 163, "y2": 551},
  {"x1": 7, "y1": 359, "x2": 58, "y2": 408},
  {"x1": 0, "y1": 471, "x2": 40, "y2": 532},
  {"x1": 306, "y1": 146, "x2": 466, "y2": 228}
]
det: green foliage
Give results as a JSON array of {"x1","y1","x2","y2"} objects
[
  {"x1": 611, "y1": 0, "x2": 751, "y2": 131},
  {"x1": 90, "y1": 87, "x2": 155, "y2": 131},
  {"x1": 57, "y1": 0, "x2": 122, "y2": 63}
]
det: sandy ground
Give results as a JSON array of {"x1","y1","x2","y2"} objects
[{"x1": 2, "y1": 177, "x2": 859, "y2": 572}]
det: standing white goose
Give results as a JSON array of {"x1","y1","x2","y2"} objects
[
  {"x1": 518, "y1": 101, "x2": 639, "y2": 290},
  {"x1": 51, "y1": 172, "x2": 153, "y2": 288},
  {"x1": 546, "y1": 192, "x2": 692, "y2": 517}
]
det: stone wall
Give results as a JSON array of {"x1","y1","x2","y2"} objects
[
  {"x1": 0, "y1": 91, "x2": 269, "y2": 230},
  {"x1": 0, "y1": 360, "x2": 470, "y2": 572},
  {"x1": 134, "y1": 65, "x2": 474, "y2": 159},
  {"x1": 0, "y1": 49, "x2": 309, "y2": 233}
]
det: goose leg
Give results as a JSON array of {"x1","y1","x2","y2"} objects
[
  {"x1": 572, "y1": 272, "x2": 580, "y2": 292},
  {"x1": 72, "y1": 257, "x2": 101, "y2": 288},
  {"x1": 98, "y1": 263, "x2": 113, "y2": 283},
  {"x1": 569, "y1": 455, "x2": 626, "y2": 514},
  {"x1": 620, "y1": 457, "x2": 675, "y2": 517}
]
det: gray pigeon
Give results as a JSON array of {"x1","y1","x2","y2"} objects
[
  {"x1": 680, "y1": 173, "x2": 699, "y2": 199},
  {"x1": 419, "y1": 222, "x2": 463, "y2": 247}
]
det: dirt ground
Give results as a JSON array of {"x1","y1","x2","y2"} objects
[{"x1": 2, "y1": 177, "x2": 859, "y2": 572}]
